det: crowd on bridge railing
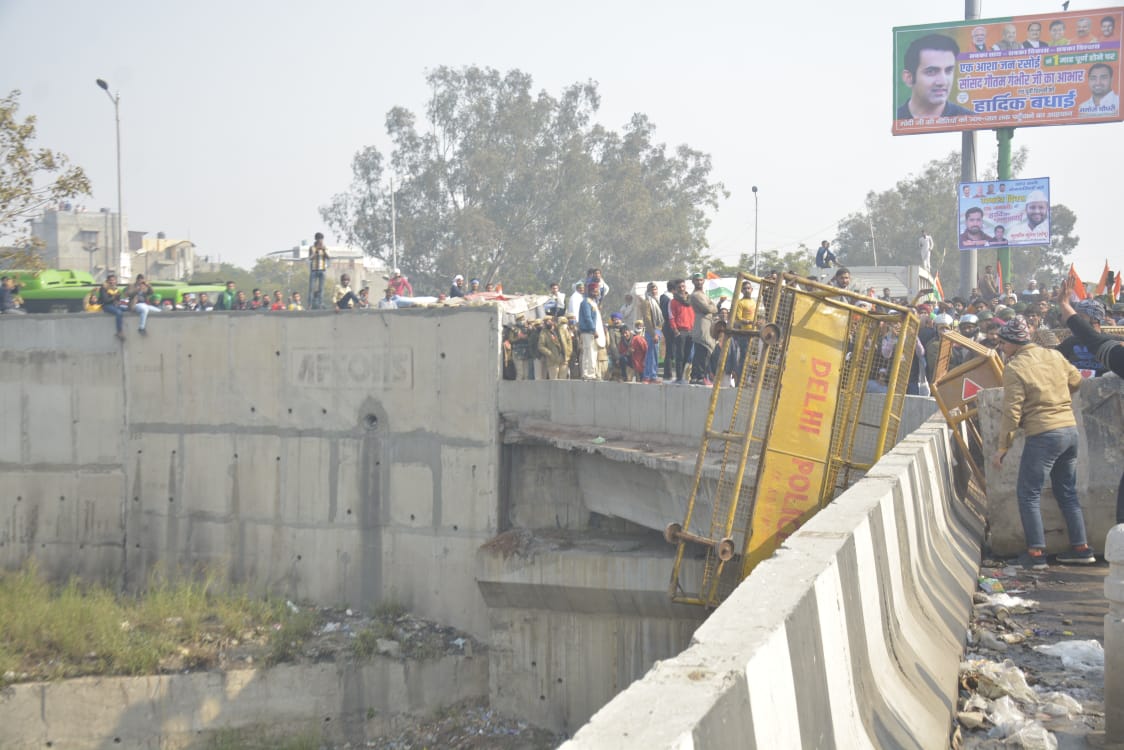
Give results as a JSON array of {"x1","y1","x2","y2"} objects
[{"x1": 501, "y1": 265, "x2": 1124, "y2": 392}]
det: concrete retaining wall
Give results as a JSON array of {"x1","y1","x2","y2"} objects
[
  {"x1": 979, "y1": 375, "x2": 1124, "y2": 555},
  {"x1": 0, "y1": 309, "x2": 502, "y2": 638},
  {"x1": 0, "y1": 655, "x2": 487, "y2": 749},
  {"x1": 561, "y1": 416, "x2": 983, "y2": 749}
]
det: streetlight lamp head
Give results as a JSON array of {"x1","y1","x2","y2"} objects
[
  {"x1": 751, "y1": 185, "x2": 758, "y2": 193},
  {"x1": 96, "y1": 78, "x2": 109, "y2": 91}
]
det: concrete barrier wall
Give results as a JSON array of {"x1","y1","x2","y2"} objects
[
  {"x1": 561, "y1": 416, "x2": 983, "y2": 749},
  {"x1": 0, "y1": 309, "x2": 502, "y2": 638},
  {"x1": 979, "y1": 375, "x2": 1124, "y2": 555},
  {"x1": 500, "y1": 381, "x2": 938, "y2": 448},
  {"x1": 0, "y1": 655, "x2": 487, "y2": 749}
]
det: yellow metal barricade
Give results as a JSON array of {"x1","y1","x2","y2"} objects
[
  {"x1": 667, "y1": 273, "x2": 919, "y2": 607},
  {"x1": 931, "y1": 330, "x2": 1004, "y2": 492}
]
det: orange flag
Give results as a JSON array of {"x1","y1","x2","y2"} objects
[
  {"x1": 1095, "y1": 261, "x2": 1110, "y2": 295},
  {"x1": 1068, "y1": 264, "x2": 1088, "y2": 300},
  {"x1": 706, "y1": 271, "x2": 719, "y2": 280},
  {"x1": 1114, "y1": 271, "x2": 1121, "y2": 304},
  {"x1": 934, "y1": 273, "x2": 945, "y2": 301},
  {"x1": 995, "y1": 262, "x2": 1004, "y2": 296}
]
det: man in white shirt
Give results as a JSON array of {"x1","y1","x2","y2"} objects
[{"x1": 918, "y1": 230, "x2": 934, "y2": 272}]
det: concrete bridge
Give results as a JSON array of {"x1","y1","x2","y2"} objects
[{"x1": 0, "y1": 308, "x2": 1120, "y2": 747}]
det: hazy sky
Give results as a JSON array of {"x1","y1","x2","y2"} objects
[{"x1": 1, "y1": 0, "x2": 1119, "y2": 285}]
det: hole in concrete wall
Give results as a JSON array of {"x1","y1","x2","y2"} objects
[
  {"x1": 134, "y1": 544, "x2": 140, "y2": 549},
  {"x1": 323, "y1": 716, "x2": 331, "y2": 723},
  {"x1": 16, "y1": 496, "x2": 21, "y2": 502},
  {"x1": 347, "y1": 509, "x2": 352, "y2": 515},
  {"x1": 296, "y1": 555, "x2": 302, "y2": 561},
  {"x1": 557, "y1": 678, "x2": 563, "y2": 683},
  {"x1": 59, "y1": 496, "x2": 65, "y2": 502},
  {"x1": 531, "y1": 661, "x2": 537, "y2": 667},
  {"x1": 363, "y1": 414, "x2": 378, "y2": 430},
  {"x1": 322, "y1": 408, "x2": 327, "y2": 415},
  {"x1": 133, "y1": 496, "x2": 138, "y2": 502},
  {"x1": 539, "y1": 695, "x2": 546, "y2": 701},
  {"x1": 250, "y1": 406, "x2": 256, "y2": 413},
  {"x1": 114, "y1": 738, "x2": 121, "y2": 744},
  {"x1": 137, "y1": 449, "x2": 142, "y2": 454},
  {"x1": 171, "y1": 450, "x2": 176, "y2": 455},
  {"x1": 275, "y1": 351, "x2": 281, "y2": 356},
  {"x1": 234, "y1": 454, "x2": 239, "y2": 459},
  {"x1": 440, "y1": 352, "x2": 446, "y2": 359},
  {"x1": 276, "y1": 456, "x2": 281, "y2": 462},
  {"x1": 410, "y1": 514, "x2": 415, "y2": 521},
  {"x1": 187, "y1": 353, "x2": 192, "y2": 358},
  {"x1": 169, "y1": 497, "x2": 174, "y2": 503},
  {"x1": 453, "y1": 525, "x2": 458, "y2": 531},
  {"x1": 287, "y1": 408, "x2": 293, "y2": 414},
  {"x1": 46, "y1": 742, "x2": 53, "y2": 747}
]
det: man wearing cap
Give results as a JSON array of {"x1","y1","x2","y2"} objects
[
  {"x1": 537, "y1": 316, "x2": 567, "y2": 380},
  {"x1": 993, "y1": 315, "x2": 1095, "y2": 569},
  {"x1": 606, "y1": 313, "x2": 626, "y2": 380},
  {"x1": 449, "y1": 275, "x2": 466, "y2": 298},
  {"x1": 387, "y1": 269, "x2": 413, "y2": 297},
  {"x1": 1057, "y1": 298, "x2": 1113, "y2": 377},
  {"x1": 1006, "y1": 192, "x2": 1050, "y2": 244}
]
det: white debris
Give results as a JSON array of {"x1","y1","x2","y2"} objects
[
  {"x1": 986, "y1": 592, "x2": 1039, "y2": 611},
  {"x1": 1037, "y1": 691, "x2": 1083, "y2": 718},
  {"x1": 286, "y1": 600, "x2": 299, "y2": 614},
  {"x1": 969, "y1": 659, "x2": 1039, "y2": 703},
  {"x1": 321, "y1": 622, "x2": 341, "y2": 634},
  {"x1": 1032, "y1": 640, "x2": 1104, "y2": 671}
]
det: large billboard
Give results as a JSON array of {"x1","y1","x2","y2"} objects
[
  {"x1": 893, "y1": 8, "x2": 1124, "y2": 135},
  {"x1": 956, "y1": 177, "x2": 1050, "y2": 249}
]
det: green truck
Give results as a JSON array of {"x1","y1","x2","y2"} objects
[{"x1": 8, "y1": 269, "x2": 226, "y2": 312}]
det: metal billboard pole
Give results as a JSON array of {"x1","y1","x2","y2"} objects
[{"x1": 959, "y1": 0, "x2": 981, "y2": 299}]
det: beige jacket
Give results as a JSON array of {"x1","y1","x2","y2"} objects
[{"x1": 998, "y1": 344, "x2": 1082, "y2": 451}]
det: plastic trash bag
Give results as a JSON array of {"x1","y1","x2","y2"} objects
[{"x1": 1032, "y1": 639, "x2": 1104, "y2": 671}]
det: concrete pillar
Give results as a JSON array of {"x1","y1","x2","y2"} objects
[{"x1": 1106, "y1": 525, "x2": 1124, "y2": 742}]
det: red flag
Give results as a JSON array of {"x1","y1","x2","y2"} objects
[
  {"x1": 1068, "y1": 264, "x2": 1088, "y2": 300},
  {"x1": 995, "y1": 262, "x2": 1004, "y2": 296},
  {"x1": 1095, "y1": 261, "x2": 1110, "y2": 296},
  {"x1": 934, "y1": 273, "x2": 945, "y2": 301}
]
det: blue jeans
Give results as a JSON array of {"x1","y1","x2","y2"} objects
[
  {"x1": 102, "y1": 303, "x2": 124, "y2": 333},
  {"x1": 1016, "y1": 427, "x2": 1088, "y2": 550},
  {"x1": 309, "y1": 270, "x2": 325, "y2": 310},
  {"x1": 643, "y1": 330, "x2": 659, "y2": 381}
]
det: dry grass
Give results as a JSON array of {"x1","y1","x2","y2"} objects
[{"x1": 0, "y1": 562, "x2": 302, "y2": 683}]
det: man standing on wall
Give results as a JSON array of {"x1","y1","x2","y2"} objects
[
  {"x1": 641, "y1": 282, "x2": 664, "y2": 384},
  {"x1": 992, "y1": 316, "x2": 1096, "y2": 570},
  {"x1": 308, "y1": 232, "x2": 330, "y2": 310},
  {"x1": 918, "y1": 229, "x2": 933, "y2": 273},
  {"x1": 688, "y1": 273, "x2": 719, "y2": 386}
]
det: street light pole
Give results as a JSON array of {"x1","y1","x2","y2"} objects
[
  {"x1": 751, "y1": 186, "x2": 759, "y2": 275},
  {"x1": 96, "y1": 79, "x2": 128, "y2": 278}
]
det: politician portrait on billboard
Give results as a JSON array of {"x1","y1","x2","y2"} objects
[
  {"x1": 957, "y1": 177, "x2": 1051, "y2": 250},
  {"x1": 894, "y1": 7, "x2": 1124, "y2": 135}
]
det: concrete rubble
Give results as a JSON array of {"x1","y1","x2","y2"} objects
[{"x1": 955, "y1": 558, "x2": 1107, "y2": 749}]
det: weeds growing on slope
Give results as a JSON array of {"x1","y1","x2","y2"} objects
[{"x1": 0, "y1": 561, "x2": 308, "y2": 683}]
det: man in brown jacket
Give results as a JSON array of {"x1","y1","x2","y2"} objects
[{"x1": 992, "y1": 316, "x2": 1095, "y2": 569}]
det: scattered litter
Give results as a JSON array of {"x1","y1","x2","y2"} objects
[
  {"x1": 286, "y1": 600, "x2": 299, "y2": 614},
  {"x1": 979, "y1": 576, "x2": 1005, "y2": 594},
  {"x1": 967, "y1": 659, "x2": 1038, "y2": 703},
  {"x1": 1032, "y1": 640, "x2": 1104, "y2": 671},
  {"x1": 590, "y1": 436, "x2": 606, "y2": 444},
  {"x1": 986, "y1": 593, "x2": 1038, "y2": 611},
  {"x1": 977, "y1": 629, "x2": 1008, "y2": 651},
  {"x1": 987, "y1": 695, "x2": 1026, "y2": 737},
  {"x1": 321, "y1": 622, "x2": 341, "y2": 634},
  {"x1": 1037, "y1": 691, "x2": 1083, "y2": 718}
]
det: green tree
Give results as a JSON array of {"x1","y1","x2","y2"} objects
[
  {"x1": 833, "y1": 148, "x2": 1074, "y2": 292},
  {"x1": 322, "y1": 66, "x2": 726, "y2": 295},
  {"x1": 0, "y1": 90, "x2": 91, "y2": 267}
]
